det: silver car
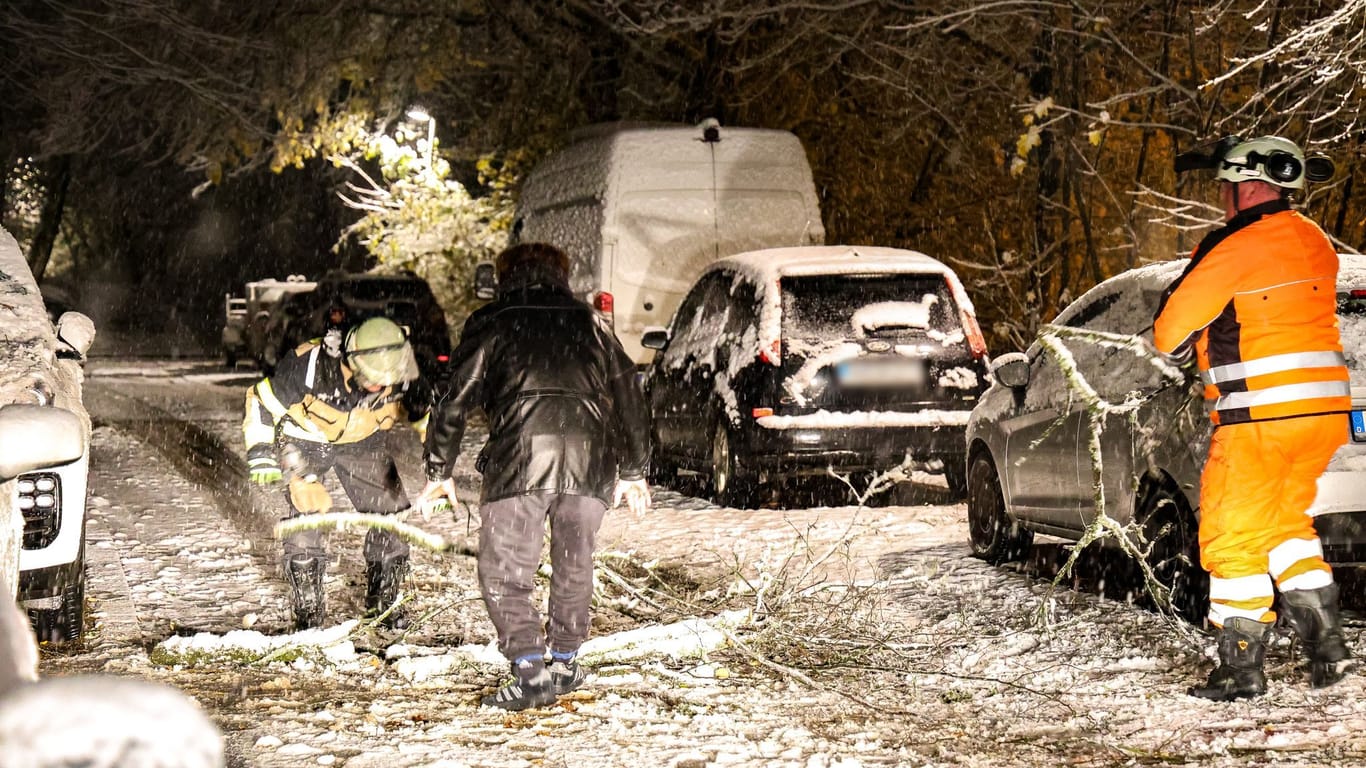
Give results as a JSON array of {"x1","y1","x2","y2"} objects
[{"x1": 965, "y1": 255, "x2": 1366, "y2": 619}]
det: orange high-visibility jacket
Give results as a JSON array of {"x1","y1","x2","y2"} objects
[{"x1": 1154, "y1": 200, "x2": 1350, "y2": 426}]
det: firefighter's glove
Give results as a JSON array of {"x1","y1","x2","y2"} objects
[
  {"x1": 612, "y1": 479, "x2": 652, "y2": 518},
  {"x1": 247, "y1": 453, "x2": 283, "y2": 485},
  {"x1": 288, "y1": 474, "x2": 333, "y2": 514},
  {"x1": 418, "y1": 478, "x2": 456, "y2": 520}
]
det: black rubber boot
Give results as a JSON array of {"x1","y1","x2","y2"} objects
[
  {"x1": 1281, "y1": 583, "x2": 1354, "y2": 688},
  {"x1": 481, "y1": 657, "x2": 556, "y2": 711},
  {"x1": 284, "y1": 554, "x2": 327, "y2": 631},
  {"x1": 1189, "y1": 617, "x2": 1271, "y2": 701},
  {"x1": 364, "y1": 555, "x2": 410, "y2": 630}
]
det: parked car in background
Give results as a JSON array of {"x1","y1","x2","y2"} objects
[
  {"x1": 257, "y1": 290, "x2": 318, "y2": 374},
  {"x1": 964, "y1": 255, "x2": 1366, "y2": 621},
  {"x1": 0, "y1": 226, "x2": 96, "y2": 644},
  {"x1": 265, "y1": 271, "x2": 451, "y2": 379},
  {"x1": 221, "y1": 276, "x2": 316, "y2": 368},
  {"x1": 643, "y1": 245, "x2": 990, "y2": 507}
]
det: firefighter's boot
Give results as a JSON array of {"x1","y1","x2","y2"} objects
[
  {"x1": 1189, "y1": 617, "x2": 1271, "y2": 701},
  {"x1": 284, "y1": 554, "x2": 327, "y2": 631},
  {"x1": 1281, "y1": 583, "x2": 1354, "y2": 688},
  {"x1": 364, "y1": 555, "x2": 410, "y2": 630}
]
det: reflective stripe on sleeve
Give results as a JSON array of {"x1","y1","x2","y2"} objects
[
  {"x1": 254, "y1": 380, "x2": 289, "y2": 419},
  {"x1": 1213, "y1": 380, "x2": 1351, "y2": 411},
  {"x1": 1268, "y1": 537, "x2": 1326, "y2": 579},
  {"x1": 1208, "y1": 573, "x2": 1275, "y2": 602},
  {"x1": 305, "y1": 347, "x2": 320, "y2": 388},
  {"x1": 1201, "y1": 350, "x2": 1347, "y2": 386}
]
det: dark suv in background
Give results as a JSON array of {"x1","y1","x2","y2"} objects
[
  {"x1": 265, "y1": 271, "x2": 452, "y2": 379},
  {"x1": 643, "y1": 245, "x2": 990, "y2": 507}
]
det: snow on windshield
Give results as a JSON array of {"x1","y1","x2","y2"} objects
[{"x1": 850, "y1": 296, "x2": 938, "y2": 337}]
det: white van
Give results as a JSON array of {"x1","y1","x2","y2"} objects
[{"x1": 513, "y1": 119, "x2": 825, "y2": 363}]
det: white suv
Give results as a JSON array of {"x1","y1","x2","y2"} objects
[{"x1": 0, "y1": 227, "x2": 95, "y2": 643}]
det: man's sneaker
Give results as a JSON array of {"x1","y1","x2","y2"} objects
[
  {"x1": 481, "y1": 658, "x2": 555, "y2": 711},
  {"x1": 549, "y1": 657, "x2": 586, "y2": 695}
]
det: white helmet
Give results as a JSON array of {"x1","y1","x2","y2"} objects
[
  {"x1": 343, "y1": 317, "x2": 417, "y2": 387},
  {"x1": 1215, "y1": 136, "x2": 1307, "y2": 189}
]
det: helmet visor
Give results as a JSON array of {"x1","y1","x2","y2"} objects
[{"x1": 348, "y1": 341, "x2": 418, "y2": 387}]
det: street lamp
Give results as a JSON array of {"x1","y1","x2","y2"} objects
[{"x1": 406, "y1": 105, "x2": 435, "y2": 175}]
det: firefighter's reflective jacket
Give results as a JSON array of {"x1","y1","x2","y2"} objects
[
  {"x1": 244, "y1": 340, "x2": 430, "y2": 453},
  {"x1": 1154, "y1": 199, "x2": 1351, "y2": 426}
]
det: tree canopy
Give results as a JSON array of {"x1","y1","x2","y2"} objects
[{"x1": 4, "y1": 0, "x2": 1365, "y2": 346}]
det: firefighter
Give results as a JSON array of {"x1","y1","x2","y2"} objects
[
  {"x1": 244, "y1": 316, "x2": 430, "y2": 630},
  {"x1": 1154, "y1": 136, "x2": 1353, "y2": 700}
]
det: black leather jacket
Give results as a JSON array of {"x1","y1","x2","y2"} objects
[{"x1": 424, "y1": 276, "x2": 650, "y2": 504}]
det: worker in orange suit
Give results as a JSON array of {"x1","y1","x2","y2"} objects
[{"x1": 1154, "y1": 136, "x2": 1354, "y2": 701}]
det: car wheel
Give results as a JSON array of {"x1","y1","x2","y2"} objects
[
  {"x1": 943, "y1": 458, "x2": 968, "y2": 499},
  {"x1": 1137, "y1": 481, "x2": 1208, "y2": 625},
  {"x1": 28, "y1": 551, "x2": 86, "y2": 645},
  {"x1": 710, "y1": 421, "x2": 753, "y2": 508},
  {"x1": 967, "y1": 452, "x2": 1032, "y2": 564}
]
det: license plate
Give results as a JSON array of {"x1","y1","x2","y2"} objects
[
  {"x1": 1353, "y1": 409, "x2": 1366, "y2": 443},
  {"x1": 835, "y1": 359, "x2": 925, "y2": 387}
]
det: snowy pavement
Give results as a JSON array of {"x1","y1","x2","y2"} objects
[{"x1": 34, "y1": 359, "x2": 1366, "y2": 767}]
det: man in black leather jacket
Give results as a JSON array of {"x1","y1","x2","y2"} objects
[{"x1": 420, "y1": 242, "x2": 651, "y2": 711}]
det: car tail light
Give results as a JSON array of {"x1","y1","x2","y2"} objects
[
  {"x1": 436, "y1": 354, "x2": 449, "y2": 363},
  {"x1": 759, "y1": 339, "x2": 782, "y2": 366},
  {"x1": 1353, "y1": 289, "x2": 1366, "y2": 298},
  {"x1": 593, "y1": 291, "x2": 614, "y2": 314},
  {"x1": 17, "y1": 472, "x2": 61, "y2": 549},
  {"x1": 752, "y1": 407, "x2": 774, "y2": 419},
  {"x1": 960, "y1": 307, "x2": 989, "y2": 359}
]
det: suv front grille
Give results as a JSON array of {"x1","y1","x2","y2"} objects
[{"x1": 16, "y1": 472, "x2": 61, "y2": 549}]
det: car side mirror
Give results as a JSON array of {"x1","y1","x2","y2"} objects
[
  {"x1": 991, "y1": 353, "x2": 1030, "y2": 388},
  {"x1": 55, "y1": 312, "x2": 96, "y2": 360},
  {"x1": 641, "y1": 327, "x2": 670, "y2": 351},
  {"x1": 473, "y1": 261, "x2": 497, "y2": 301},
  {"x1": 0, "y1": 405, "x2": 84, "y2": 482}
]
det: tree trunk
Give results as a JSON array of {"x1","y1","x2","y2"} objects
[{"x1": 27, "y1": 156, "x2": 72, "y2": 280}]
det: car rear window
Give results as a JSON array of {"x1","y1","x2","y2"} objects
[
  {"x1": 1339, "y1": 288, "x2": 1366, "y2": 387},
  {"x1": 780, "y1": 274, "x2": 959, "y2": 341}
]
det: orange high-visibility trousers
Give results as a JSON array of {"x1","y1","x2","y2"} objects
[{"x1": 1200, "y1": 413, "x2": 1347, "y2": 627}]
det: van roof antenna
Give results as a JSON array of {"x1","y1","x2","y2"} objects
[{"x1": 698, "y1": 117, "x2": 721, "y2": 143}]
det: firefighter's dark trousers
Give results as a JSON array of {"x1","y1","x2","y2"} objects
[
  {"x1": 278, "y1": 433, "x2": 411, "y2": 569},
  {"x1": 477, "y1": 492, "x2": 607, "y2": 663}
]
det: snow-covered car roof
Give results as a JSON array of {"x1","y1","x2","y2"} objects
[
  {"x1": 713, "y1": 245, "x2": 957, "y2": 282},
  {"x1": 1339, "y1": 252, "x2": 1366, "y2": 288}
]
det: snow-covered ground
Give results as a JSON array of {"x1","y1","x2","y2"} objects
[{"x1": 34, "y1": 359, "x2": 1366, "y2": 767}]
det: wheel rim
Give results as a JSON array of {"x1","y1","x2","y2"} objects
[{"x1": 712, "y1": 425, "x2": 730, "y2": 496}]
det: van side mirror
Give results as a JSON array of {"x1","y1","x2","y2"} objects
[
  {"x1": 473, "y1": 261, "x2": 497, "y2": 301},
  {"x1": 990, "y1": 353, "x2": 1030, "y2": 389},
  {"x1": 55, "y1": 312, "x2": 96, "y2": 361},
  {"x1": 0, "y1": 405, "x2": 84, "y2": 482},
  {"x1": 641, "y1": 327, "x2": 670, "y2": 351}
]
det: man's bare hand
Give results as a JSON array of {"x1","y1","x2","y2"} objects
[{"x1": 612, "y1": 479, "x2": 652, "y2": 518}]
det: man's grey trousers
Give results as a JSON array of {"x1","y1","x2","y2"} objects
[{"x1": 477, "y1": 492, "x2": 607, "y2": 662}]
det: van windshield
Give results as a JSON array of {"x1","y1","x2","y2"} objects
[{"x1": 781, "y1": 274, "x2": 959, "y2": 341}]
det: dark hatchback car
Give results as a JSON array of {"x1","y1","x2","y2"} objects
[
  {"x1": 266, "y1": 271, "x2": 452, "y2": 379},
  {"x1": 643, "y1": 245, "x2": 990, "y2": 507},
  {"x1": 965, "y1": 255, "x2": 1366, "y2": 619}
]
